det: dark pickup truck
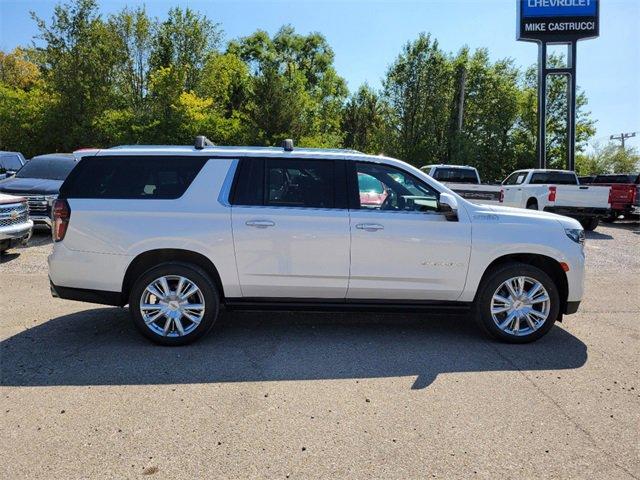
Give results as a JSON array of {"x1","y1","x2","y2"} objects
[
  {"x1": 590, "y1": 173, "x2": 640, "y2": 222},
  {"x1": 0, "y1": 153, "x2": 80, "y2": 227}
]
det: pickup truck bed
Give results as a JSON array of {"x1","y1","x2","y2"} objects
[{"x1": 500, "y1": 169, "x2": 611, "y2": 230}]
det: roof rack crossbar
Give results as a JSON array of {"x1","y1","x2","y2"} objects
[{"x1": 194, "y1": 135, "x2": 215, "y2": 150}]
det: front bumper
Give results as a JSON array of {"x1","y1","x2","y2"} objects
[
  {"x1": 30, "y1": 215, "x2": 52, "y2": 227},
  {"x1": 0, "y1": 220, "x2": 33, "y2": 243}
]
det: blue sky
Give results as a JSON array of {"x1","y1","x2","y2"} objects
[{"x1": 1, "y1": 0, "x2": 638, "y2": 149}]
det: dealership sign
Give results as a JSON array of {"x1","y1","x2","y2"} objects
[{"x1": 517, "y1": 0, "x2": 599, "y2": 42}]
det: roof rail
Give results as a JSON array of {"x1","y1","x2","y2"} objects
[
  {"x1": 282, "y1": 139, "x2": 294, "y2": 152},
  {"x1": 194, "y1": 135, "x2": 215, "y2": 150}
]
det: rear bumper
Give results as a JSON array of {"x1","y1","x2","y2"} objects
[
  {"x1": 543, "y1": 206, "x2": 610, "y2": 218},
  {"x1": 50, "y1": 279, "x2": 124, "y2": 306}
]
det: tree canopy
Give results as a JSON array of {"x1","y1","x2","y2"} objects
[{"x1": 1, "y1": 0, "x2": 626, "y2": 177}]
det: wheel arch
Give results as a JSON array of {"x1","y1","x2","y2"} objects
[
  {"x1": 475, "y1": 253, "x2": 569, "y2": 318},
  {"x1": 122, "y1": 249, "x2": 225, "y2": 304}
]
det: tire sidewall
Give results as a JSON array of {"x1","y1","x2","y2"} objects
[
  {"x1": 129, "y1": 262, "x2": 219, "y2": 346},
  {"x1": 476, "y1": 263, "x2": 560, "y2": 343}
]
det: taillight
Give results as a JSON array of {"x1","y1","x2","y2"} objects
[
  {"x1": 548, "y1": 186, "x2": 557, "y2": 202},
  {"x1": 52, "y1": 199, "x2": 70, "y2": 242},
  {"x1": 499, "y1": 189, "x2": 504, "y2": 203}
]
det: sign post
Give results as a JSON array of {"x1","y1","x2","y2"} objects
[{"x1": 517, "y1": 0, "x2": 599, "y2": 171}]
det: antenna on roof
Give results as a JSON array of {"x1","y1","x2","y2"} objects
[
  {"x1": 194, "y1": 135, "x2": 215, "y2": 150},
  {"x1": 282, "y1": 139, "x2": 294, "y2": 152}
]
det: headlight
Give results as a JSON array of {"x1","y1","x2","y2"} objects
[{"x1": 565, "y1": 228, "x2": 585, "y2": 245}]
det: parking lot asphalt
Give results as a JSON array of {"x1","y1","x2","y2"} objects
[{"x1": 1, "y1": 223, "x2": 639, "y2": 479}]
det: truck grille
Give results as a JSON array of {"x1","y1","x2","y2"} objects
[
  {"x1": 20, "y1": 195, "x2": 50, "y2": 216},
  {"x1": 0, "y1": 201, "x2": 29, "y2": 227}
]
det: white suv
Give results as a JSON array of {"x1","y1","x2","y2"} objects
[{"x1": 48, "y1": 138, "x2": 586, "y2": 345}]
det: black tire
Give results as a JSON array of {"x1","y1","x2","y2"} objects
[
  {"x1": 602, "y1": 212, "x2": 618, "y2": 223},
  {"x1": 526, "y1": 199, "x2": 538, "y2": 210},
  {"x1": 580, "y1": 217, "x2": 599, "y2": 231},
  {"x1": 474, "y1": 262, "x2": 560, "y2": 344},
  {"x1": 129, "y1": 262, "x2": 220, "y2": 346}
]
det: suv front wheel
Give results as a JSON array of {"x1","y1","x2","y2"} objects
[
  {"x1": 474, "y1": 263, "x2": 560, "y2": 343},
  {"x1": 129, "y1": 262, "x2": 220, "y2": 346}
]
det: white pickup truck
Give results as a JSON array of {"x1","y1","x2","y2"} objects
[
  {"x1": 499, "y1": 169, "x2": 610, "y2": 231},
  {"x1": 420, "y1": 165, "x2": 501, "y2": 204}
]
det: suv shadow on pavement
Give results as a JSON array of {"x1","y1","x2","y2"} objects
[{"x1": 0, "y1": 308, "x2": 587, "y2": 390}]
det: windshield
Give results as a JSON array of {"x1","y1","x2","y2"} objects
[
  {"x1": 16, "y1": 157, "x2": 76, "y2": 181},
  {"x1": 503, "y1": 171, "x2": 527, "y2": 185},
  {"x1": 0, "y1": 154, "x2": 24, "y2": 171}
]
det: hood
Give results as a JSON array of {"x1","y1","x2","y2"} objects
[
  {"x1": 0, "y1": 192, "x2": 26, "y2": 204},
  {"x1": 0, "y1": 177, "x2": 63, "y2": 195},
  {"x1": 483, "y1": 204, "x2": 582, "y2": 230}
]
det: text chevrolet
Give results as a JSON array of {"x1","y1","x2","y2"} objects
[{"x1": 48, "y1": 138, "x2": 586, "y2": 345}]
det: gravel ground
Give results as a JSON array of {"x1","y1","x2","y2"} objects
[{"x1": 1, "y1": 221, "x2": 639, "y2": 479}]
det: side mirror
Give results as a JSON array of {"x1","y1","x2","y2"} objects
[{"x1": 439, "y1": 192, "x2": 459, "y2": 221}]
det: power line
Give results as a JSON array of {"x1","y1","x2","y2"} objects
[{"x1": 610, "y1": 132, "x2": 637, "y2": 149}]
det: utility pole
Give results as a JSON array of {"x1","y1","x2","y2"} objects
[
  {"x1": 456, "y1": 66, "x2": 466, "y2": 132},
  {"x1": 610, "y1": 132, "x2": 637, "y2": 149}
]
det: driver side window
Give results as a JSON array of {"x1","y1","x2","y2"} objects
[{"x1": 353, "y1": 162, "x2": 439, "y2": 213}]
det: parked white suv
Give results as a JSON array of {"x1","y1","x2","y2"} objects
[{"x1": 48, "y1": 138, "x2": 586, "y2": 345}]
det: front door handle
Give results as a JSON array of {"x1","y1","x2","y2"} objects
[
  {"x1": 246, "y1": 220, "x2": 275, "y2": 228},
  {"x1": 355, "y1": 223, "x2": 384, "y2": 232}
]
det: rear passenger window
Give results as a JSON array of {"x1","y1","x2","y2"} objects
[
  {"x1": 232, "y1": 158, "x2": 342, "y2": 209},
  {"x1": 60, "y1": 156, "x2": 206, "y2": 199},
  {"x1": 265, "y1": 159, "x2": 334, "y2": 208}
]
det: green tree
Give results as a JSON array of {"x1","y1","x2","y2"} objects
[
  {"x1": 576, "y1": 142, "x2": 640, "y2": 175},
  {"x1": 150, "y1": 7, "x2": 222, "y2": 91},
  {"x1": 449, "y1": 49, "x2": 521, "y2": 181},
  {"x1": 341, "y1": 84, "x2": 386, "y2": 154},
  {"x1": 0, "y1": 48, "x2": 41, "y2": 90},
  {"x1": 31, "y1": 0, "x2": 122, "y2": 149},
  {"x1": 382, "y1": 33, "x2": 454, "y2": 166},
  {"x1": 108, "y1": 6, "x2": 154, "y2": 110},
  {"x1": 228, "y1": 26, "x2": 347, "y2": 146}
]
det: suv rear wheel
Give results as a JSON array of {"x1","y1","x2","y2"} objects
[
  {"x1": 129, "y1": 262, "x2": 220, "y2": 346},
  {"x1": 474, "y1": 263, "x2": 559, "y2": 343}
]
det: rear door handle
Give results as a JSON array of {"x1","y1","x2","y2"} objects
[
  {"x1": 246, "y1": 220, "x2": 275, "y2": 228},
  {"x1": 356, "y1": 223, "x2": 384, "y2": 232}
]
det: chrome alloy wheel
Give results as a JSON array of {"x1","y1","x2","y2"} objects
[
  {"x1": 139, "y1": 275, "x2": 205, "y2": 337},
  {"x1": 490, "y1": 276, "x2": 551, "y2": 337}
]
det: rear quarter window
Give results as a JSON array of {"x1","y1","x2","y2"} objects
[{"x1": 59, "y1": 156, "x2": 207, "y2": 199}]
